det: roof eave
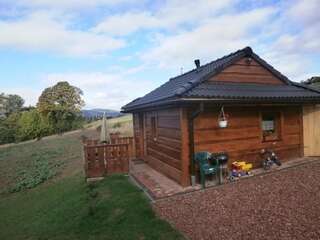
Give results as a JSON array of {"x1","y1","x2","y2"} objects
[{"x1": 122, "y1": 96, "x2": 320, "y2": 112}]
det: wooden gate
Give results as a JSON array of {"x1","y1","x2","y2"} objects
[
  {"x1": 303, "y1": 105, "x2": 320, "y2": 156},
  {"x1": 83, "y1": 137, "x2": 134, "y2": 179}
]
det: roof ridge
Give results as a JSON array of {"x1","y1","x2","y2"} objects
[
  {"x1": 170, "y1": 46, "x2": 251, "y2": 81},
  {"x1": 174, "y1": 47, "x2": 251, "y2": 96}
]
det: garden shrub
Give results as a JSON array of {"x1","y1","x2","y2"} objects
[{"x1": 9, "y1": 150, "x2": 64, "y2": 192}]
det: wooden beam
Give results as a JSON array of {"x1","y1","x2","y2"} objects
[
  {"x1": 180, "y1": 107, "x2": 191, "y2": 186},
  {"x1": 299, "y1": 106, "x2": 304, "y2": 157}
]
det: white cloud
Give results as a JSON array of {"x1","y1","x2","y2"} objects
[
  {"x1": 256, "y1": 0, "x2": 320, "y2": 81},
  {"x1": 93, "y1": 0, "x2": 233, "y2": 35},
  {"x1": 1, "y1": 0, "x2": 320, "y2": 109},
  {"x1": 1, "y1": 0, "x2": 139, "y2": 10},
  {"x1": 44, "y1": 70, "x2": 156, "y2": 110},
  {"x1": 287, "y1": 0, "x2": 320, "y2": 25},
  {"x1": 0, "y1": 11, "x2": 125, "y2": 56},
  {"x1": 142, "y1": 7, "x2": 275, "y2": 68},
  {"x1": 93, "y1": 12, "x2": 158, "y2": 36},
  {"x1": 1, "y1": 87, "x2": 42, "y2": 107}
]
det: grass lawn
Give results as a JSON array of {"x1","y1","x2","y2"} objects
[
  {"x1": 0, "y1": 174, "x2": 183, "y2": 240},
  {"x1": 0, "y1": 118, "x2": 184, "y2": 240},
  {"x1": 86, "y1": 114, "x2": 133, "y2": 137},
  {"x1": 0, "y1": 132, "x2": 83, "y2": 192}
]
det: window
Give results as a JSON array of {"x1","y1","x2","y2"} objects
[
  {"x1": 261, "y1": 112, "x2": 281, "y2": 142},
  {"x1": 151, "y1": 116, "x2": 157, "y2": 141}
]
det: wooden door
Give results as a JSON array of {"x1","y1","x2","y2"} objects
[{"x1": 303, "y1": 105, "x2": 320, "y2": 156}]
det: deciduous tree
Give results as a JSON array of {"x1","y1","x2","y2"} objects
[
  {"x1": 37, "y1": 81, "x2": 85, "y2": 133},
  {"x1": 5, "y1": 94, "x2": 25, "y2": 116}
]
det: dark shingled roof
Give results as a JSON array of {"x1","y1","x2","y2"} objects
[
  {"x1": 122, "y1": 47, "x2": 320, "y2": 112},
  {"x1": 185, "y1": 82, "x2": 320, "y2": 100}
]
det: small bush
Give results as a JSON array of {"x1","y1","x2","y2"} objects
[{"x1": 9, "y1": 151, "x2": 63, "y2": 192}]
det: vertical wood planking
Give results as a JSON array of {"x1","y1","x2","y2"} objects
[
  {"x1": 180, "y1": 108, "x2": 190, "y2": 186},
  {"x1": 83, "y1": 137, "x2": 134, "y2": 178},
  {"x1": 303, "y1": 105, "x2": 314, "y2": 156}
]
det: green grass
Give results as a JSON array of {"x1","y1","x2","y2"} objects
[
  {"x1": 0, "y1": 133, "x2": 83, "y2": 193},
  {"x1": 90, "y1": 114, "x2": 133, "y2": 137},
  {"x1": 0, "y1": 117, "x2": 184, "y2": 240},
  {"x1": 0, "y1": 174, "x2": 183, "y2": 240}
]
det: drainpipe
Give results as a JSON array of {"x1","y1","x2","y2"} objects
[{"x1": 189, "y1": 102, "x2": 204, "y2": 186}]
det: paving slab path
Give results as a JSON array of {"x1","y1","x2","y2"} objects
[{"x1": 154, "y1": 160, "x2": 320, "y2": 240}]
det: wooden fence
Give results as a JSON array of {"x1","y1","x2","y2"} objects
[{"x1": 83, "y1": 136, "x2": 134, "y2": 179}]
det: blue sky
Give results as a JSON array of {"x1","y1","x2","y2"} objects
[{"x1": 0, "y1": 0, "x2": 319, "y2": 110}]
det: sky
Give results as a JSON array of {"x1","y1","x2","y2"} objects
[{"x1": 0, "y1": 0, "x2": 319, "y2": 110}]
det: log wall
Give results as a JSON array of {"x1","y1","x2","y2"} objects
[
  {"x1": 142, "y1": 108, "x2": 183, "y2": 183},
  {"x1": 194, "y1": 106, "x2": 303, "y2": 167}
]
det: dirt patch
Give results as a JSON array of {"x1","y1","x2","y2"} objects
[{"x1": 154, "y1": 160, "x2": 320, "y2": 240}]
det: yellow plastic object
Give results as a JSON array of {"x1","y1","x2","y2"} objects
[
  {"x1": 232, "y1": 161, "x2": 253, "y2": 171},
  {"x1": 238, "y1": 161, "x2": 246, "y2": 167},
  {"x1": 242, "y1": 163, "x2": 253, "y2": 171}
]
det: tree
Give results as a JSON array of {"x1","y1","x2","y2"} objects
[
  {"x1": 37, "y1": 81, "x2": 85, "y2": 133},
  {"x1": 17, "y1": 109, "x2": 53, "y2": 141},
  {"x1": 5, "y1": 94, "x2": 25, "y2": 116},
  {"x1": 0, "y1": 112, "x2": 20, "y2": 144},
  {"x1": 302, "y1": 76, "x2": 320, "y2": 89},
  {"x1": 37, "y1": 81, "x2": 84, "y2": 115},
  {"x1": 0, "y1": 93, "x2": 7, "y2": 118}
]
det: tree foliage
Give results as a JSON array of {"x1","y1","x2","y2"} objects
[
  {"x1": 0, "y1": 82, "x2": 85, "y2": 144},
  {"x1": 37, "y1": 81, "x2": 85, "y2": 134},
  {"x1": 37, "y1": 81, "x2": 84, "y2": 116},
  {"x1": 17, "y1": 109, "x2": 53, "y2": 141},
  {"x1": 0, "y1": 113, "x2": 20, "y2": 144},
  {"x1": 302, "y1": 76, "x2": 320, "y2": 89},
  {"x1": 5, "y1": 94, "x2": 25, "y2": 116}
]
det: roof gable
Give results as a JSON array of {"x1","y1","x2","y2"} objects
[{"x1": 208, "y1": 57, "x2": 285, "y2": 85}]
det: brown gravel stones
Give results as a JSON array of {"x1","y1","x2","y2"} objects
[{"x1": 154, "y1": 161, "x2": 320, "y2": 240}]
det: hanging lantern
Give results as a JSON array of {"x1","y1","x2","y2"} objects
[{"x1": 218, "y1": 106, "x2": 228, "y2": 128}]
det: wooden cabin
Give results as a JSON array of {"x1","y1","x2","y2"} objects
[{"x1": 122, "y1": 47, "x2": 320, "y2": 187}]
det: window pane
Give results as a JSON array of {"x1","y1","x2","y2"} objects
[
  {"x1": 262, "y1": 120, "x2": 274, "y2": 131},
  {"x1": 261, "y1": 112, "x2": 280, "y2": 141}
]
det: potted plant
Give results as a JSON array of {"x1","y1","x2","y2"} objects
[{"x1": 218, "y1": 106, "x2": 228, "y2": 128}]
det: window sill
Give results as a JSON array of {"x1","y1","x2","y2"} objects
[{"x1": 262, "y1": 137, "x2": 282, "y2": 143}]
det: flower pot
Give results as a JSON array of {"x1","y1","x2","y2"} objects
[{"x1": 218, "y1": 120, "x2": 228, "y2": 128}]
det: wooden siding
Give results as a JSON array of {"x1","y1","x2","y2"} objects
[
  {"x1": 180, "y1": 108, "x2": 190, "y2": 186},
  {"x1": 208, "y1": 58, "x2": 285, "y2": 85},
  {"x1": 194, "y1": 106, "x2": 303, "y2": 168},
  {"x1": 133, "y1": 113, "x2": 143, "y2": 158},
  {"x1": 144, "y1": 108, "x2": 182, "y2": 183},
  {"x1": 303, "y1": 105, "x2": 320, "y2": 156}
]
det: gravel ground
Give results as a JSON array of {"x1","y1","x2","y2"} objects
[{"x1": 154, "y1": 160, "x2": 320, "y2": 240}]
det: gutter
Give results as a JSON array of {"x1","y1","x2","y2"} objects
[
  {"x1": 188, "y1": 102, "x2": 204, "y2": 186},
  {"x1": 122, "y1": 96, "x2": 320, "y2": 113}
]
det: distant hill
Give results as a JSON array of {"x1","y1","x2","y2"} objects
[{"x1": 81, "y1": 109, "x2": 121, "y2": 119}]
